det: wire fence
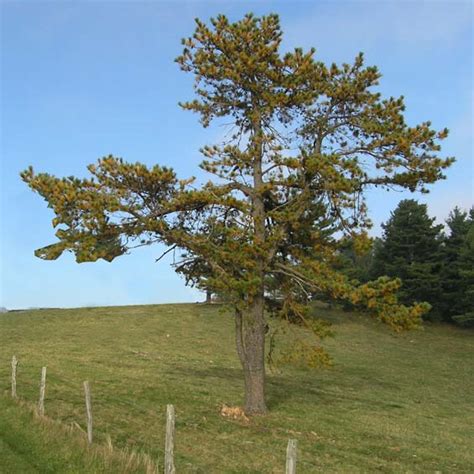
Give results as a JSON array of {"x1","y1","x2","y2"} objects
[{"x1": 5, "y1": 355, "x2": 299, "y2": 473}]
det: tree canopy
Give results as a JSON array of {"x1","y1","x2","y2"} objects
[{"x1": 22, "y1": 13, "x2": 453, "y2": 414}]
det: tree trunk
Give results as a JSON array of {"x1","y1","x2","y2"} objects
[
  {"x1": 205, "y1": 289, "x2": 212, "y2": 304},
  {"x1": 234, "y1": 101, "x2": 268, "y2": 414},
  {"x1": 235, "y1": 295, "x2": 267, "y2": 415}
]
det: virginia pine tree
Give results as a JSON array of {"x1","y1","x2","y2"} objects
[{"x1": 22, "y1": 14, "x2": 453, "y2": 414}]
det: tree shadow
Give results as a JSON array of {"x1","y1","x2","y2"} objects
[{"x1": 170, "y1": 364, "x2": 404, "y2": 412}]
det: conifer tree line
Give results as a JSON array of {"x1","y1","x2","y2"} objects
[{"x1": 338, "y1": 200, "x2": 474, "y2": 326}]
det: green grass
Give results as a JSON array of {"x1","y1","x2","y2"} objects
[
  {"x1": 0, "y1": 303, "x2": 473, "y2": 473},
  {"x1": 0, "y1": 396, "x2": 158, "y2": 473}
]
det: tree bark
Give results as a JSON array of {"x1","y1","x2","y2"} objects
[
  {"x1": 235, "y1": 296, "x2": 267, "y2": 415},
  {"x1": 234, "y1": 105, "x2": 268, "y2": 415}
]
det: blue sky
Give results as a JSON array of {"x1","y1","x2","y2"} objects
[{"x1": 1, "y1": 1, "x2": 472, "y2": 309}]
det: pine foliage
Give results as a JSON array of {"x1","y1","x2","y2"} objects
[{"x1": 22, "y1": 14, "x2": 454, "y2": 410}]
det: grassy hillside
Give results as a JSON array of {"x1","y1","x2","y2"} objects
[
  {"x1": 0, "y1": 396, "x2": 158, "y2": 473},
  {"x1": 0, "y1": 303, "x2": 473, "y2": 473}
]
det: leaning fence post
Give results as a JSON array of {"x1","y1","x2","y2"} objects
[
  {"x1": 11, "y1": 356, "x2": 18, "y2": 398},
  {"x1": 38, "y1": 366, "x2": 47, "y2": 416},
  {"x1": 286, "y1": 438, "x2": 297, "y2": 474},
  {"x1": 83, "y1": 381, "x2": 93, "y2": 444},
  {"x1": 164, "y1": 404, "x2": 176, "y2": 474}
]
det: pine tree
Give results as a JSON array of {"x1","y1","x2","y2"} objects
[
  {"x1": 334, "y1": 235, "x2": 374, "y2": 284},
  {"x1": 22, "y1": 14, "x2": 453, "y2": 414},
  {"x1": 371, "y1": 200, "x2": 444, "y2": 318},
  {"x1": 440, "y1": 207, "x2": 474, "y2": 324},
  {"x1": 454, "y1": 223, "x2": 474, "y2": 325}
]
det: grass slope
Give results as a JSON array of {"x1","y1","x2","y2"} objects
[
  {"x1": 0, "y1": 303, "x2": 473, "y2": 473},
  {"x1": 0, "y1": 396, "x2": 157, "y2": 473}
]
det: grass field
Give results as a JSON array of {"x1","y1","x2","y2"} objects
[
  {"x1": 0, "y1": 396, "x2": 159, "y2": 473},
  {"x1": 0, "y1": 303, "x2": 473, "y2": 473}
]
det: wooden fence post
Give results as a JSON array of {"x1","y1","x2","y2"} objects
[
  {"x1": 83, "y1": 381, "x2": 93, "y2": 444},
  {"x1": 11, "y1": 356, "x2": 18, "y2": 398},
  {"x1": 38, "y1": 366, "x2": 47, "y2": 416},
  {"x1": 164, "y1": 404, "x2": 176, "y2": 474},
  {"x1": 286, "y1": 438, "x2": 297, "y2": 474}
]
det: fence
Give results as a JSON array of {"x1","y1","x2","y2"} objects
[{"x1": 7, "y1": 355, "x2": 299, "y2": 473}]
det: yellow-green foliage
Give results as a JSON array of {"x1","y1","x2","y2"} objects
[{"x1": 22, "y1": 14, "x2": 453, "y2": 380}]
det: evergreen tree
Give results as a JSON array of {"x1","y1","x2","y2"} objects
[
  {"x1": 454, "y1": 224, "x2": 474, "y2": 326},
  {"x1": 22, "y1": 14, "x2": 453, "y2": 414},
  {"x1": 174, "y1": 254, "x2": 215, "y2": 303},
  {"x1": 334, "y1": 235, "x2": 374, "y2": 284},
  {"x1": 371, "y1": 200, "x2": 444, "y2": 317},
  {"x1": 440, "y1": 207, "x2": 474, "y2": 324}
]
